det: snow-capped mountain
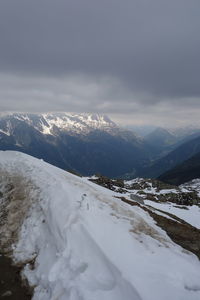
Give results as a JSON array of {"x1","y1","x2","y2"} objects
[
  {"x1": 1, "y1": 113, "x2": 200, "y2": 180},
  {"x1": 1, "y1": 151, "x2": 200, "y2": 300},
  {"x1": 0, "y1": 113, "x2": 117, "y2": 136},
  {"x1": 0, "y1": 113, "x2": 149, "y2": 178}
]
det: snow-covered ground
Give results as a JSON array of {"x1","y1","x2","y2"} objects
[
  {"x1": 181, "y1": 179, "x2": 200, "y2": 197},
  {"x1": 145, "y1": 200, "x2": 200, "y2": 229},
  {"x1": 126, "y1": 178, "x2": 180, "y2": 195},
  {"x1": 1, "y1": 151, "x2": 200, "y2": 300}
]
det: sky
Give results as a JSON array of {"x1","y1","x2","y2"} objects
[{"x1": 0, "y1": 0, "x2": 200, "y2": 127}]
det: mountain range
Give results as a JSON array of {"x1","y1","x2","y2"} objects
[
  {"x1": 0, "y1": 113, "x2": 151, "y2": 177},
  {"x1": 0, "y1": 112, "x2": 200, "y2": 183}
]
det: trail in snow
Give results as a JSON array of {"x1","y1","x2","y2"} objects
[{"x1": 0, "y1": 151, "x2": 200, "y2": 300}]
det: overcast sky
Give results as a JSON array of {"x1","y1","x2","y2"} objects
[{"x1": 0, "y1": 0, "x2": 200, "y2": 127}]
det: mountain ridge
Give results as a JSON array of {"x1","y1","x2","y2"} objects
[
  {"x1": 0, "y1": 113, "x2": 148, "y2": 177},
  {"x1": 138, "y1": 134, "x2": 200, "y2": 179},
  {"x1": 158, "y1": 151, "x2": 200, "y2": 185},
  {"x1": 0, "y1": 113, "x2": 118, "y2": 136}
]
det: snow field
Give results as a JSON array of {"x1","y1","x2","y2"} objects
[{"x1": 0, "y1": 151, "x2": 200, "y2": 300}]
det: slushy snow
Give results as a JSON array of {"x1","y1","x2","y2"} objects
[{"x1": 0, "y1": 151, "x2": 200, "y2": 300}]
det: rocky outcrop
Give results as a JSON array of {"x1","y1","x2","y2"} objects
[
  {"x1": 89, "y1": 176, "x2": 126, "y2": 193},
  {"x1": 90, "y1": 176, "x2": 200, "y2": 205},
  {"x1": 126, "y1": 178, "x2": 200, "y2": 206},
  {"x1": 126, "y1": 178, "x2": 176, "y2": 192},
  {"x1": 141, "y1": 191, "x2": 199, "y2": 205},
  {"x1": 130, "y1": 194, "x2": 144, "y2": 204}
]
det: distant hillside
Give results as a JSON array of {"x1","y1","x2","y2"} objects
[
  {"x1": 158, "y1": 151, "x2": 200, "y2": 185},
  {"x1": 143, "y1": 127, "x2": 179, "y2": 158},
  {"x1": 144, "y1": 126, "x2": 200, "y2": 158},
  {"x1": 139, "y1": 134, "x2": 200, "y2": 178},
  {"x1": 144, "y1": 127, "x2": 177, "y2": 148},
  {"x1": 124, "y1": 125, "x2": 157, "y2": 137}
]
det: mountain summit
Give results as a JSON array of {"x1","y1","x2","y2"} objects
[
  {"x1": 0, "y1": 113, "x2": 148, "y2": 177},
  {"x1": 0, "y1": 113, "x2": 117, "y2": 136}
]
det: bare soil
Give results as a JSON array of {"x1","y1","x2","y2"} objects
[{"x1": 0, "y1": 254, "x2": 32, "y2": 299}]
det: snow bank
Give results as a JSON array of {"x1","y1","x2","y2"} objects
[{"x1": 0, "y1": 151, "x2": 200, "y2": 300}]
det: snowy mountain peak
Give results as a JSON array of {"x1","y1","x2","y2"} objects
[
  {"x1": 41, "y1": 112, "x2": 117, "y2": 135},
  {"x1": 0, "y1": 112, "x2": 117, "y2": 136}
]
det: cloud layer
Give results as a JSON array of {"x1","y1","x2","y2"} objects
[{"x1": 0, "y1": 0, "x2": 200, "y2": 126}]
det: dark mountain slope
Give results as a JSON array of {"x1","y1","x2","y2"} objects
[
  {"x1": 139, "y1": 134, "x2": 200, "y2": 178},
  {"x1": 158, "y1": 151, "x2": 200, "y2": 185},
  {"x1": 144, "y1": 127, "x2": 177, "y2": 149}
]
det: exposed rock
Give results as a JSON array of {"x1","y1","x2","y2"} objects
[
  {"x1": 126, "y1": 178, "x2": 176, "y2": 192},
  {"x1": 130, "y1": 194, "x2": 144, "y2": 204},
  {"x1": 125, "y1": 178, "x2": 200, "y2": 206},
  {"x1": 142, "y1": 191, "x2": 199, "y2": 205},
  {"x1": 157, "y1": 191, "x2": 199, "y2": 205},
  {"x1": 90, "y1": 176, "x2": 126, "y2": 193}
]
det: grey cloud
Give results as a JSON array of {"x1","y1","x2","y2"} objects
[
  {"x1": 0, "y1": 0, "x2": 200, "y2": 98},
  {"x1": 0, "y1": 72, "x2": 200, "y2": 127},
  {"x1": 0, "y1": 0, "x2": 200, "y2": 125}
]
